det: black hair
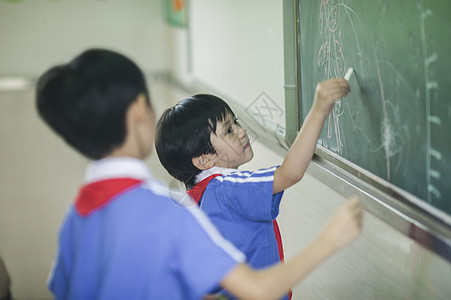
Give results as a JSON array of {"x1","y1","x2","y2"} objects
[
  {"x1": 155, "y1": 94, "x2": 234, "y2": 187},
  {"x1": 36, "y1": 48, "x2": 150, "y2": 160}
]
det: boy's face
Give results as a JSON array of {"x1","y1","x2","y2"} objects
[{"x1": 210, "y1": 113, "x2": 254, "y2": 169}]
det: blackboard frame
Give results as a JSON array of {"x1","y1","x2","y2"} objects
[{"x1": 283, "y1": 0, "x2": 451, "y2": 262}]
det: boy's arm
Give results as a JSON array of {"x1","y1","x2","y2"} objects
[
  {"x1": 221, "y1": 196, "x2": 362, "y2": 300},
  {"x1": 273, "y1": 78, "x2": 350, "y2": 194}
]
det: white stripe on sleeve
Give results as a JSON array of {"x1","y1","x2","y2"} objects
[{"x1": 215, "y1": 175, "x2": 274, "y2": 183}]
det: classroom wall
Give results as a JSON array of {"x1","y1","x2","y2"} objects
[
  {"x1": 0, "y1": 1, "x2": 171, "y2": 299},
  {"x1": 188, "y1": 0, "x2": 286, "y2": 127},
  {"x1": 0, "y1": 0, "x2": 168, "y2": 77}
]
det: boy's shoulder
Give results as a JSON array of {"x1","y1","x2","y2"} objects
[
  {"x1": 201, "y1": 166, "x2": 279, "y2": 198},
  {"x1": 201, "y1": 165, "x2": 282, "y2": 224},
  {"x1": 210, "y1": 166, "x2": 279, "y2": 182}
]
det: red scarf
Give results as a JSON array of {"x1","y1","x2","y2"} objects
[{"x1": 75, "y1": 178, "x2": 143, "y2": 216}]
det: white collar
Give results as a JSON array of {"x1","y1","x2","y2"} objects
[
  {"x1": 194, "y1": 166, "x2": 238, "y2": 184},
  {"x1": 84, "y1": 157, "x2": 153, "y2": 184}
]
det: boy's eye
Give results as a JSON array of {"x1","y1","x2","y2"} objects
[{"x1": 226, "y1": 126, "x2": 233, "y2": 134}]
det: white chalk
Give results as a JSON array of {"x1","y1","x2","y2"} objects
[{"x1": 344, "y1": 68, "x2": 354, "y2": 81}]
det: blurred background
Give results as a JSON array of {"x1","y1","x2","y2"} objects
[{"x1": 0, "y1": 1, "x2": 450, "y2": 299}]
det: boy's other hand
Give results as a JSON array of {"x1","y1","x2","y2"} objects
[
  {"x1": 312, "y1": 78, "x2": 350, "y2": 115},
  {"x1": 319, "y1": 195, "x2": 363, "y2": 251}
]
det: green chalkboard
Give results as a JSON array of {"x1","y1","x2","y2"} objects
[{"x1": 298, "y1": 0, "x2": 451, "y2": 214}]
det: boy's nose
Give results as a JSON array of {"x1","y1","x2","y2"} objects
[{"x1": 237, "y1": 125, "x2": 246, "y2": 138}]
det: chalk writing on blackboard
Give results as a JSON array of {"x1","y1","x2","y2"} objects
[
  {"x1": 318, "y1": 0, "x2": 412, "y2": 182},
  {"x1": 301, "y1": 0, "x2": 451, "y2": 213},
  {"x1": 420, "y1": 1, "x2": 441, "y2": 203},
  {"x1": 318, "y1": 0, "x2": 348, "y2": 154},
  {"x1": 374, "y1": 59, "x2": 411, "y2": 182}
]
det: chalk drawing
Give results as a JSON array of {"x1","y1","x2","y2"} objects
[
  {"x1": 419, "y1": 0, "x2": 441, "y2": 202},
  {"x1": 369, "y1": 57, "x2": 416, "y2": 180},
  {"x1": 318, "y1": 0, "x2": 347, "y2": 154},
  {"x1": 429, "y1": 169, "x2": 441, "y2": 180},
  {"x1": 339, "y1": 4, "x2": 378, "y2": 153},
  {"x1": 371, "y1": 94, "x2": 410, "y2": 178},
  {"x1": 344, "y1": 5, "x2": 410, "y2": 180},
  {"x1": 317, "y1": 0, "x2": 407, "y2": 180},
  {"x1": 317, "y1": 0, "x2": 362, "y2": 154},
  {"x1": 429, "y1": 149, "x2": 442, "y2": 161},
  {"x1": 425, "y1": 52, "x2": 438, "y2": 66},
  {"x1": 427, "y1": 115, "x2": 441, "y2": 126},
  {"x1": 316, "y1": 0, "x2": 446, "y2": 195},
  {"x1": 374, "y1": 56, "x2": 393, "y2": 180}
]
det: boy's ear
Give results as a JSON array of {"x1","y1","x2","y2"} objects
[
  {"x1": 192, "y1": 154, "x2": 216, "y2": 170},
  {"x1": 131, "y1": 93, "x2": 150, "y2": 123}
]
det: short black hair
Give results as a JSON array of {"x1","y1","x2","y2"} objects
[
  {"x1": 155, "y1": 94, "x2": 234, "y2": 187},
  {"x1": 36, "y1": 48, "x2": 150, "y2": 160}
]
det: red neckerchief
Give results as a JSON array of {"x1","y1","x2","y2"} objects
[
  {"x1": 75, "y1": 178, "x2": 143, "y2": 216},
  {"x1": 186, "y1": 174, "x2": 221, "y2": 205}
]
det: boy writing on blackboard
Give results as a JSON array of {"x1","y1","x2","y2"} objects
[
  {"x1": 156, "y1": 79, "x2": 355, "y2": 299},
  {"x1": 37, "y1": 48, "x2": 361, "y2": 300}
]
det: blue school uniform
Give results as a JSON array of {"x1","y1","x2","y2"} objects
[
  {"x1": 188, "y1": 166, "x2": 290, "y2": 300},
  {"x1": 48, "y1": 158, "x2": 245, "y2": 300}
]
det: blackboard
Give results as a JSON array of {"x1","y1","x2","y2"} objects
[{"x1": 298, "y1": 0, "x2": 451, "y2": 214}]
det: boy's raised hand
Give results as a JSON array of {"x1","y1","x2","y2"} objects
[
  {"x1": 319, "y1": 196, "x2": 363, "y2": 251},
  {"x1": 312, "y1": 78, "x2": 350, "y2": 115},
  {"x1": 273, "y1": 78, "x2": 351, "y2": 194}
]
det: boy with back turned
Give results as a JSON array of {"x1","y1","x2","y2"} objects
[
  {"x1": 156, "y1": 77, "x2": 355, "y2": 299},
  {"x1": 37, "y1": 48, "x2": 362, "y2": 300}
]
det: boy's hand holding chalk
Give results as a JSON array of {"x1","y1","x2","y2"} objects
[{"x1": 311, "y1": 76, "x2": 351, "y2": 116}]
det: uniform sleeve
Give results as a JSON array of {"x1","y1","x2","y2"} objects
[
  {"x1": 47, "y1": 249, "x2": 68, "y2": 300},
  {"x1": 48, "y1": 220, "x2": 72, "y2": 300},
  {"x1": 174, "y1": 205, "x2": 246, "y2": 299},
  {"x1": 216, "y1": 166, "x2": 284, "y2": 221}
]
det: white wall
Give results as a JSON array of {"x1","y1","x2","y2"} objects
[
  {"x1": 189, "y1": 0, "x2": 286, "y2": 127},
  {"x1": 0, "y1": 0, "x2": 168, "y2": 77},
  {"x1": 0, "y1": 1, "x2": 170, "y2": 298},
  {"x1": 0, "y1": 88, "x2": 88, "y2": 299}
]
